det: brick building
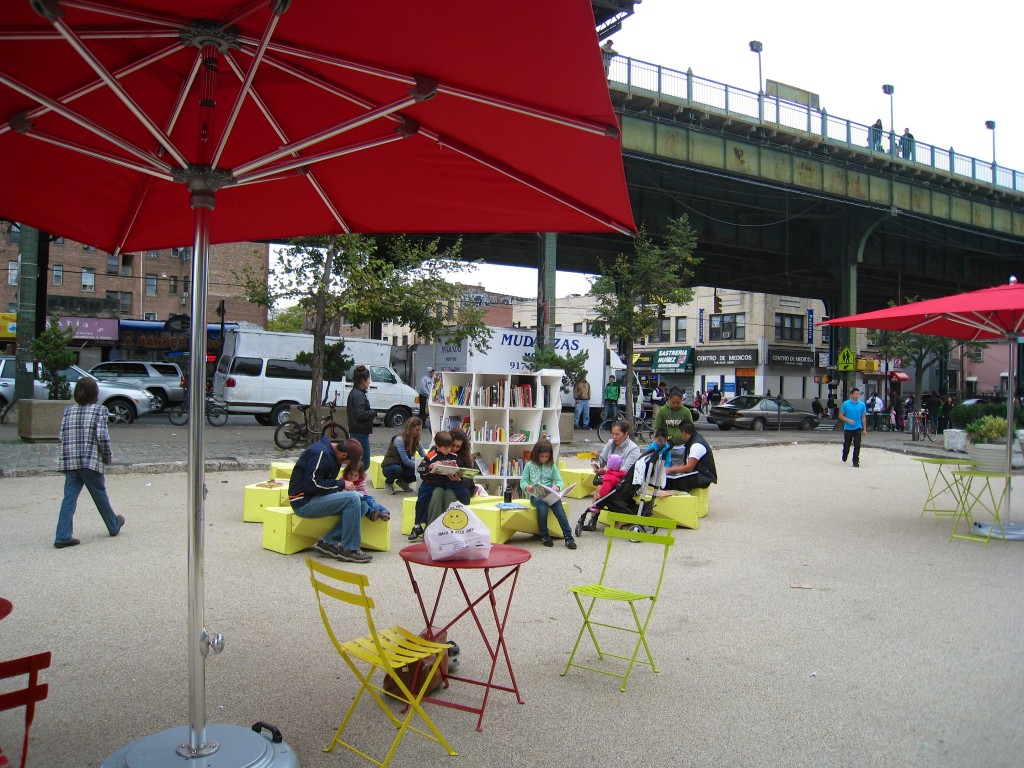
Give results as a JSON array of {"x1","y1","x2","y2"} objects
[{"x1": 2, "y1": 224, "x2": 268, "y2": 365}]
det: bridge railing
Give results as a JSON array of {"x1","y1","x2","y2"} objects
[{"x1": 608, "y1": 56, "x2": 1022, "y2": 193}]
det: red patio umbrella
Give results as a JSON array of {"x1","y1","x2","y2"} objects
[
  {"x1": 0, "y1": 2, "x2": 635, "y2": 764},
  {"x1": 824, "y1": 279, "x2": 1023, "y2": 536}
]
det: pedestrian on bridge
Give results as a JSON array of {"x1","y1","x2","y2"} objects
[
  {"x1": 900, "y1": 128, "x2": 916, "y2": 161},
  {"x1": 601, "y1": 39, "x2": 617, "y2": 77},
  {"x1": 869, "y1": 119, "x2": 884, "y2": 152}
]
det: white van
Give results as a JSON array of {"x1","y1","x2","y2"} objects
[{"x1": 213, "y1": 329, "x2": 419, "y2": 427}]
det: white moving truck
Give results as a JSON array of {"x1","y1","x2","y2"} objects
[
  {"x1": 415, "y1": 327, "x2": 640, "y2": 426},
  {"x1": 213, "y1": 329, "x2": 419, "y2": 427}
]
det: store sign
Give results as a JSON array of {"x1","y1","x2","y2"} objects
[
  {"x1": 698, "y1": 308, "x2": 704, "y2": 344},
  {"x1": 45, "y1": 315, "x2": 119, "y2": 341},
  {"x1": 768, "y1": 347, "x2": 814, "y2": 367},
  {"x1": 632, "y1": 352, "x2": 653, "y2": 369},
  {"x1": 651, "y1": 347, "x2": 694, "y2": 373},
  {"x1": 0, "y1": 312, "x2": 14, "y2": 339},
  {"x1": 695, "y1": 348, "x2": 757, "y2": 366}
]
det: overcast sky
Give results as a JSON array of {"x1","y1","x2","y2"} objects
[{"x1": 288, "y1": 1, "x2": 1023, "y2": 300}]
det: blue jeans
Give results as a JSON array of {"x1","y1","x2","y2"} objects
[
  {"x1": 382, "y1": 463, "x2": 416, "y2": 484},
  {"x1": 360, "y1": 494, "x2": 389, "y2": 518},
  {"x1": 530, "y1": 497, "x2": 573, "y2": 539},
  {"x1": 415, "y1": 481, "x2": 470, "y2": 526},
  {"x1": 603, "y1": 400, "x2": 618, "y2": 421},
  {"x1": 351, "y1": 433, "x2": 371, "y2": 465},
  {"x1": 56, "y1": 468, "x2": 120, "y2": 543},
  {"x1": 294, "y1": 491, "x2": 362, "y2": 551},
  {"x1": 574, "y1": 399, "x2": 590, "y2": 428}
]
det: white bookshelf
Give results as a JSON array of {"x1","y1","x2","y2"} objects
[{"x1": 428, "y1": 369, "x2": 563, "y2": 493}]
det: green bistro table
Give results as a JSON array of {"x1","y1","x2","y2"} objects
[
  {"x1": 912, "y1": 457, "x2": 977, "y2": 520},
  {"x1": 949, "y1": 469, "x2": 1009, "y2": 546}
]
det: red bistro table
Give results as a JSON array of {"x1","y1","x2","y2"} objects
[
  {"x1": 0, "y1": 598, "x2": 11, "y2": 622},
  {"x1": 399, "y1": 543, "x2": 531, "y2": 731}
]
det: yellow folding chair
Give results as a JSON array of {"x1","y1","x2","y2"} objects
[
  {"x1": 561, "y1": 512, "x2": 676, "y2": 692},
  {"x1": 306, "y1": 557, "x2": 458, "y2": 767}
]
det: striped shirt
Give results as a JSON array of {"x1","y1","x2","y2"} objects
[{"x1": 59, "y1": 403, "x2": 112, "y2": 473}]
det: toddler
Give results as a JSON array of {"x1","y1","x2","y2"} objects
[
  {"x1": 581, "y1": 453, "x2": 626, "y2": 529},
  {"x1": 342, "y1": 462, "x2": 391, "y2": 522},
  {"x1": 644, "y1": 427, "x2": 673, "y2": 465}
]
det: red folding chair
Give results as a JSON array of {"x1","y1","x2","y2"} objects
[{"x1": 0, "y1": 652, "x2": 51, "y2": 768}]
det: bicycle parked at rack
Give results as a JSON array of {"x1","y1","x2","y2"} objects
[
  {"x1": 167, "y1": 389, "x2": 230, "y2": 427},
  {"x1": 597, "y1": 407, "x2": 655, "y2": 444},
  {"x1": 274, "y1": 393, "x2": 348, "y2": 450},
  {"x1": 909, "y1": 408, "x2": 935, "y2": 442}
]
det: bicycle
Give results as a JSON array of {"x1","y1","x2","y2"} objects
[
  {"x1": 274, "y1": 393, "x2": 348, "y2": 450},
  {"x1": 597, "y1": 407, "x2": 654, "y2": 444},
  {"x1": 911, "y1": 408, "x2": 935, "y2": 442},
  {"x1": 167, "y1": 390, "x2": 230, "y2": 427}
]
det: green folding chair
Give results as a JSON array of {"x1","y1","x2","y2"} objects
[{"x1": 561, "y1": 511, "x2": 676, "y2": 691}]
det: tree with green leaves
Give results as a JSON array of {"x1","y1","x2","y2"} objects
[
  {"x1": 238, "y1": 234, "x2": 491, "y2": 423},
  {"x1": 587, "y1": 216, "x2": 700, "y2": 420},
  {"x1": 525, "y1": 346, "x2": 590, "y2": 397},
  {"x1": 866, "y1": 301, "x2": 954, "y2": 403},
  {"x1": 267, "y1": 304, "x2": 307, "y2": 333},
  {"x1": 31, "y1": 314, "x2": 77, "y2": 401}
]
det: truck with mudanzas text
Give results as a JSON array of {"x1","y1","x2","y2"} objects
[{"x1": 413, "y1": 327, "x2": 641, "y2": 426}]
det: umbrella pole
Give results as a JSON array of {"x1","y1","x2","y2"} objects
[
  {"x1": 1005, "y1": 337, "x2": 1016, "y2": 525},
  {"x1": 182, "y1": 197, "x2": 218, "y2": 757}
]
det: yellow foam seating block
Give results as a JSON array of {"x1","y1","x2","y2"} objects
[
  {"x1": 270, "y1": 461, "x2": 296, "y2": 480},
  {"x1": 559, "y1": 469, "x2": 597, "y2": 499},
  {"x1": 492, "y1": 502, "x2": 565, "y2": 541},
  {"x1": 400, "y1": 498, "x2": 507, "y2": 543},
  {"x1": 401, "y1": 497, "x2": 417, "y2": 536},
  {"x1": 243, "y1": 481, "x2": 290, "y2": 523},
  {"x1": 558, "y1": 459, "x2": 567, "y2": 469},
  {"x1": 367, "y1": 456, "x2": 386, "y2": 489},
  {"x1": 596, "y1": 495, "x2": 700, "y2": 530},
  {"x1": 652, "y1": 494, "x2": 700, "y2": 530},
  {"x1": 469, "y1": 494, "x2": 504, "y2": 507},
  {"x1": 691, "y1": 486, "x2": 710, "y2": 518},
  {"x1": 261, "y1": 506, "x2": 391, "y2": 555}
]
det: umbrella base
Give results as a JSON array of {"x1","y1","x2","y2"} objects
[
  {"x1": 101, "y1": 724, "x2": 299, "y2": 768},
  {"x1": 973, "y1": 521, "x2": 1024, "y2": 541}
]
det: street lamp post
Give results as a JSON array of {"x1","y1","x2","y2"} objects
[
  {"x1": 882, "y1": 84, "x2": 895, "y2": 157},
  {"x1": 749, "y1": 40, "x2": 763, "y2": 121},
  {"x1": 985, "y1": 120, "x2": 997, "y2": 182}
]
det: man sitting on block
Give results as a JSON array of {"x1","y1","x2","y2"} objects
[
  {"x1": 288, "y1": 436, "x2": 372, "y2": 563},
  {"x1": 664, "y1": 422, "x2": 718, "y2": 492}
]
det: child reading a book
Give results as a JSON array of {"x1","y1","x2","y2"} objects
[
  {"x1": 520, "y1": 438, "x2": 576, "y2": 550},
  {"x1": 581, "y1": 452, "x2": 626, "y2": 529},
  {"x1": 408, "y1": 431, "x2": 471, "y2": 541},
  {"x1": 342, "y1": 462, "x2": 391, "y2": 522}
]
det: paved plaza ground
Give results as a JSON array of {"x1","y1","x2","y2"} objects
[{"x1": 2, "y1": 431, "x2": 1023, "y2": 768}]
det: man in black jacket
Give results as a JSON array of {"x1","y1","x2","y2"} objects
[
  {"x1": 347, "y1": 365, "x2": 374, "y2": 462},
  {"x1": 288, "y1": 436, "x2": 370, "y2": 563},
  {"x1": 664, "y1": 422, "x2": 718, "y2": 491}
]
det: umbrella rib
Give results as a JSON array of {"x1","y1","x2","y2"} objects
[
  {"x1": 62, "y1": 0, "x2": 189, "y2": 30},
  {"x1": 233, "y1": 94, "x2": 418, "y2": 177},
  {"x1": 434, "y1": 133, "x2": 635, "y2": 235},
  {"x1": 211, "y1": 9, "x2": 284, "y2": 169},
  {"x1": 252, "y1": 37, "x2": 619, "y2": 138},
  {"x1": 48, "y1": 14, "x2": 190, "y2": 168},
  {"x1": 18, "y1": 128, "x2": 174, "y2": 181},
  {"x1": 0, "y1": 26, "x2": 179, "y2": 41},
  {"x1": 235, "y1": 133, "x2": 406, "y2": 185},
  {"x1": 0, "y1": 42, "x2": 180, "y2": 138},
  {"x1": 0, "y1": 69, "x2": 172, "y2": 174},
  {"x1": 222, "y1": 53, "x2": 350, "y2": 233}
]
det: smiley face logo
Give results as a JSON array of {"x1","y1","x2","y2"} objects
[{"x1": 443, "y1": 507, "x2": 469, "y2": 531}]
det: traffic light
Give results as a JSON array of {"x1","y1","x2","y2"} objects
[{"x1": 713, "y1": 289, "x2": 723, "y2": 314}]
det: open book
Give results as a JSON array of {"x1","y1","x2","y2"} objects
[
  {"x1": 430, "y1": 463, "x2": 480, "y2": 479},
  {"x1": 536, "y1": 482, "x2": 577, "y2": 505}
]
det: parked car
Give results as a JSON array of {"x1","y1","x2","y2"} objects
[
  {"x1": 707, "y1": 395, "x2": 818, "y2": 431},
  {"x1": 89, "y1": 360, "x2": 185, "y2": 412},
  {"x1": 0, "y1": 356, "x2": 157, "y2": 423}
]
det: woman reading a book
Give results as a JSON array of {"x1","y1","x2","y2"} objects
[
  {"x1": 520, "y1": 438, "x2": 577, "y2": 550},
  {"x1": 449, "y1": 428, "x2": 480, "y2": 496}
]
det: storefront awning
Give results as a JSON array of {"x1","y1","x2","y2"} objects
[{"x1": 889, "y1": 371, "x2": 911, "y2": 382}]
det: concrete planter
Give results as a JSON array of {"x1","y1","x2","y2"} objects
[
  {"x1": 943, "y1": 429, "x2": 967, "y2": 453},
  {"x1": 18, "y1": 398, "x2": 71, "y2": 443},
  {"x1": 967, "y1": 440, "x2": 1024, "y2": 471}
]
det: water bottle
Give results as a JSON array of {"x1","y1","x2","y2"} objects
[{"x1": 503, "y1": 487, "x2": 513, "y2": 504}]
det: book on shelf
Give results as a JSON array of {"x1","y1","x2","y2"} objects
[
  {"x1": 536, "y1": 482, "x2": 577, "y2": 505},
  {"x1": 474, "y1": 455, "x2": 489, "y2": 475}
]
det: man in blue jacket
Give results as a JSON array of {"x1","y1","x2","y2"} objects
[
  {"x1": 839, "y1": 387, "x2": 868, "y2": 467},
  {"x1": 288, "y1": 436, "x2": 371, "y2": 562}
]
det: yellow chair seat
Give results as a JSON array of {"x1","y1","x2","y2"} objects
[{"x1": 569, "y1": 584, "x2": 651, "y2": 602}]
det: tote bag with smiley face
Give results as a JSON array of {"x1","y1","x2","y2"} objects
[{"x1": 424, "y1": 502, "x2": 492, "y2": 561}]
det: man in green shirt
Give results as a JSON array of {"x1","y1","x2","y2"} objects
[{"x1": 603, "y1": 374, "x2": 620, "y2": 422}]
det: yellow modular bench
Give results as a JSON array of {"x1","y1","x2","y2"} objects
[
  {"x1": 559, "y1": 469, "x2": 597, "y2": 499},
  {"x1": 270, "y1": 460, "x2": 296, "y2": 480},
  {"x1": 367, "y1": 456, "x2": 385, "y2": 489},
  {"x1": 261, "y1": 506, "x2": 391, "y2": 554},
  {"x1": 243, "y1": 480, "x2": 290, "y2": 523},
  {"x1": 596, "y1": 489, "x2": 709, "y2": 531}
]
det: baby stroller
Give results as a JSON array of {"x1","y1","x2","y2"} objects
[{"x1": 575, "y1": 448, "x2": 666, "y2": 537}]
